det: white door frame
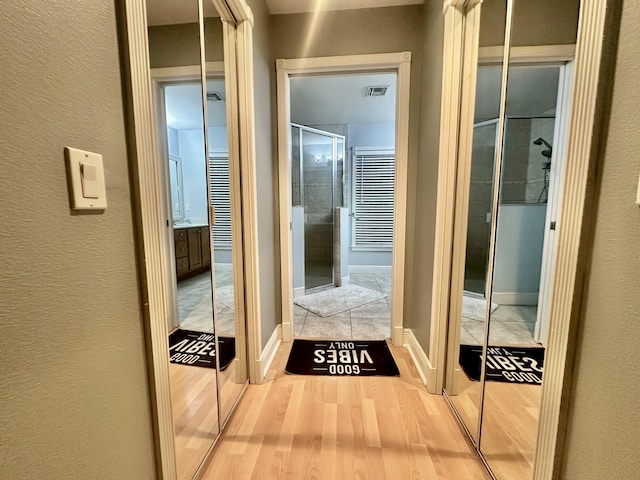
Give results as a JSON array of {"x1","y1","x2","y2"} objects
[
  {"x1": 434, "y1": 1, "x2": 614, "y2": 479},
  {"x1": 276, "y1": 52, "x2": 412, "y2": 345},
  {"x1": 535, "y1": 61, "x2": 575, "y2": 346},
  {"x1": 150, "y1": 63, "x2": 225, "y2": 338}
]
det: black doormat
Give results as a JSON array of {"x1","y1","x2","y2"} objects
[
  {"x1": 168, "y1": 329, "x2": 235, "y2": 371},
  {"x1": 459, "y1": 344, "x2": 544, "y2": 385},
  {"x1": 285, "y1": 339, "x2": 400, "y2": 377}
]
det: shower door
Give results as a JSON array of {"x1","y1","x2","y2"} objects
[{"x1": 291, "y1": 124, "x2": 345, "y2": 292}]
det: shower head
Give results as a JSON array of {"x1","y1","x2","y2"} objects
[{"x1": 533, "y1": 137, "x2": 552, "y2": 149}]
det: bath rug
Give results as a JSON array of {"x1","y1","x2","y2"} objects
[
  {"x1": 461, "y1": 294, "x2": 499, "y2": 321},
  {"x1": 285, "y1": 339, "x2": 399, "y2": 377},
  {"x1": 294, "y1": 284, "x2": 385, "y2": 317},
  {"x1": 459, "y1": 344, "x2": 544, "y2": 384},
  {"x1": 168, "y1": 329, "x2": 235, "y2": 370}
]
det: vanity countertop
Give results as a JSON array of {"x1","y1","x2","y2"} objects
[{"x1": 173, "y1": 222, "x2": 208, "y2": 228}]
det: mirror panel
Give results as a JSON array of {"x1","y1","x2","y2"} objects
[
  {"x1": 479, "y1": 0, "x2": 579, "y2": 477},
  {"x1": 201, "y1": 14, "x2": 247, "y2": 426},
  {"x1": 444, "y1": 0, "x2": 507, "y2": 446}
]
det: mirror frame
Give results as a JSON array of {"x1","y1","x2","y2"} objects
[
  {"x1": 431, "y1": 0, "x2": 615, "y2": 478},
  {"x1": 119, "y1": 0, "x2": 259, "y2": 478}
]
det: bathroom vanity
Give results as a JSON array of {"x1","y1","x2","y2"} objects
[{"x1": 174, "y1": 225, "x2": 210, "y2": 281}]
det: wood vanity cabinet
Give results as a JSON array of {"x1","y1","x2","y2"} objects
[{"x1": 174, "y1": 226, "x2": 211, "y2": 281}]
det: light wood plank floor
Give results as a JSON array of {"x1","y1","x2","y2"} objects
[
  {"x1": 199, "y1": 342, "x2": 489, "y2": 479},
  {"x1": 170, "y1": 363, "x2": 219, "y2": 480}
]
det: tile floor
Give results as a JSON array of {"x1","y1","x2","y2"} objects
[
  {"x1": 294, "y1": 273, "x2": 392, "y2": 340},
  {"x1": 177, "y1": 269, "x2": 540, "y2": 346},
  {"x1": 177, "y1": 264, "x2": 235, "y2": 336}
]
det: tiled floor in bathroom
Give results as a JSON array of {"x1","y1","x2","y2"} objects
[
  {"x1": 177, "y1": 270, "x2": 540, "y2": 346},
  {"x1": 176, "y1": 264, "x2": 235, "y2": 336},
  {"x1": 294, "y1": 273, "x2": 393, "y2": 340}
]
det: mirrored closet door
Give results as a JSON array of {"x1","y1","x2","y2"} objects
[
  {"x1": 443, "y1": 0, "x2": 579, "y2": 478},
  {"x1": 145, "y1": 0, "x2": 248, "y2": 478}
]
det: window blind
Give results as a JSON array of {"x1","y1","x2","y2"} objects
[
  {"x1": 208, "y1": 156, "x2": 232, "y2": 248},
  {"x1": 352, "y1": 148, "x2": 395, "y2": 248}
]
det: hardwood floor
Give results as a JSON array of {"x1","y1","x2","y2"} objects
[
  {"x1": 199, "y1": 342, "x2": 489, "y2": 479},
  {"x1": 170, "y1": 363, "x2": 219, "y2": 480}
]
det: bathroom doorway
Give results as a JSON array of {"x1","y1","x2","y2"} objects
[{"x1": 277, "y1": 53, "x2": 412, "y2": 344}]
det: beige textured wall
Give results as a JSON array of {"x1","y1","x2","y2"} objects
[
  {"x1": 148, "y1": 18, "x2": 224, "y2": 68},
  {"x1": 0, "y1": 2, "x2": 156, "y2": 479},
  {"x1": 272, "y1": 5, "x2": 424, "y2": 331},
  {"x1": 479, "y1": 0, "x2": 579, "y2": 47},
  {"x1": 405, "y1": 0, "x2": 444, "y2": 349},
  {"x1": 248, "y1": 0, "x2": 280, "y2": 350},
  {"x1": 560, "y1": 1, "x2": 640, "y2": 478}
]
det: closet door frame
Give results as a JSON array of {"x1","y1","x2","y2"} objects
[{"x1": 432, "y1": 1, "x2": 617, "y2": 478}]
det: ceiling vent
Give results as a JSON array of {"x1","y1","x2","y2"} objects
[
  {"x1": 365, "y1": 85, "x2": 390, "y2": 97},
  {"x1": 207, "y1": 91, "x2": 224, "y2": 102}
]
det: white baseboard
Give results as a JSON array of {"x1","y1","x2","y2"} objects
[
  {"x1": 293, "y1": 286, "x2": 305, "y2": 299},
  {"x1": 403, "y1": 328, "x2": 437, "y2": 393},
  {"x1": 257, "y1": 324, "x2": 281, "y2": 383},
  {"x1": 348, "y1": 265, "x2": 392, "y2": 274},
  {"x1": 492, "y1": 291, "x2": 539, "y2": 305}
]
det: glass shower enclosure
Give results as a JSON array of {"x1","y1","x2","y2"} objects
[{"x1": 291, "y1": 124, "x2": 346, "y2": 292}]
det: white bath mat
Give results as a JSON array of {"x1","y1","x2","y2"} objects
[
  {"x1": 294, "y1": 284, "x2": 385, "y2": 318},
  {"x1": 462, "y1": 294, "x2": 498, "y2": 321}
]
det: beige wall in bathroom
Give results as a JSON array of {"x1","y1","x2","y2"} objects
[
  {"x1": 560, "y1": 1, "x2": 640, "y2": 478},
  {"x1": 0, "y1": 2, "x2": 156, "y2": 479},
  {"x1": 271, "y1": 5, "x2": 425, "y2": 339}
]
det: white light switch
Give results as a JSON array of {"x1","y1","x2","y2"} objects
[{"x1": 65, "y1": 147, "x2": 107, "y2": 211}]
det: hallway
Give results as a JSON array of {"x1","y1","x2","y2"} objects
[{"x1": 199, "y1": 342, "x2": 488, "y2": 479}]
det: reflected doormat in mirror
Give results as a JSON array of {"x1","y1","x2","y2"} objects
[
  {"x1": 459, "y1": 345, "x2": 544, "y2": 384},
  {"x1": 285, "y1": 339, "x2": 400, "y2": 376},
  {"x1": 168, "y1": 329, "x2": 236, "y2": 371}
]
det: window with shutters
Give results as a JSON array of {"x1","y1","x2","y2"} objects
[
  {"x1": 351, "y1": 148, "x2": 395, "y2": 249},
  {"x1": 208, "y1": 155, "x2": 232, "y2": 249}
]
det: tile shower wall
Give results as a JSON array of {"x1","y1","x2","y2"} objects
[{"x1": 303, "y1": 146, "x2": 333, "y2": 285}]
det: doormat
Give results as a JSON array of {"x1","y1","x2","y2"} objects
[
  {"x1": 285, "y1": 339, "x2": 399, "y2": 377},
  {"x1": 459, "y1": 344, "x2": 544, "y2": 385},
  {"x1": 293, "y1": 284, "x2": 385, "y2": 317},
  {"x1": 168, "y1": 329, "x2": 236, "y2": 371}
]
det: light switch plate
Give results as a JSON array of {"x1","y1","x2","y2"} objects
[
  {"x1": 636, "y1": 171, "x2": 640, "y2": 206},
  {"x1": 65, "y1": 147, "x2": 107, "y2": 211}
]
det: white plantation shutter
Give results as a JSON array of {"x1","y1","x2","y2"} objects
[
  {"x1": 208, "y1": 156, "x2": 232, "y2": 248},
  {"x1": 352, "y1": 148, "x2": 395, "y2": 248}
]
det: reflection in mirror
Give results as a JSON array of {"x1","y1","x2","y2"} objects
[
  {"x1": 146, "y1": 0, "x2": 220, "y2": 478},
  {"x1": 202, "y1": 13, "x2": 247, "y2": 422},
  {"x1": 444, "y1": 0, "x2": 506, "y2": 446},
  {"x1": 479, "y1": 1, "x2": 579, "y2": 478}
]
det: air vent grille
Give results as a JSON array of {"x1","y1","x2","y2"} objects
[
  {"x1": 207, "y1": 91, "x2": 223, "y2": 102},
  {"x1": 365, "y1": 85, "x2": 390, "y2": 97}
]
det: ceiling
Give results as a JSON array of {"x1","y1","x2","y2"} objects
[
  {"x1": 475, "y1": 65, "x2": 560, "y2": 121},
  {"x1": 291, "y1": 73, "x2": 398, "y2": 126},
  {"x1": 164, "y1": 80, "x2": 227, "y2": 130},
  {"x1": 146, "y1": 0, "x2": 423, "y2": 25}
]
